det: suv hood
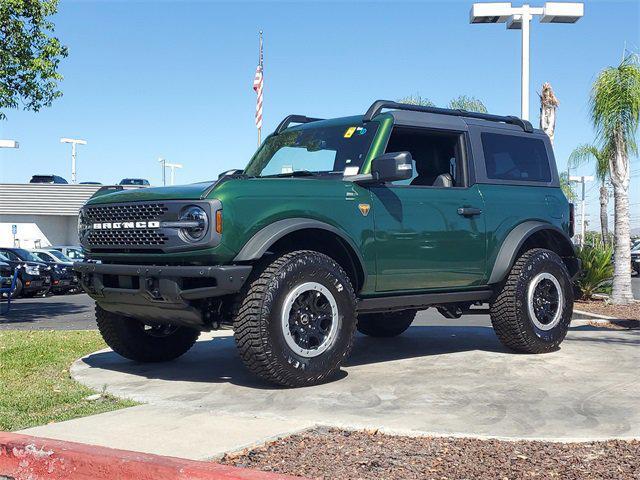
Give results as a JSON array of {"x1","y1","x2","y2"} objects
[{"x1": 87, "y1": 181, "x2": 218, "y2": 205}]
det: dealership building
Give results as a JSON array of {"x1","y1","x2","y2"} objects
[{"x1": 0, "y1": 184, "x2": 105, "y2": 249}]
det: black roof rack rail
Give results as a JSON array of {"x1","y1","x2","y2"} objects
[
  {"x1": 362, "y1": 100, "x2": 534, "y2": 133},
  {"x1": 274, "y1": 115, "x2": 324, "y2": 135}
]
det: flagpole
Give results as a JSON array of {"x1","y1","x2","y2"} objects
[{"x1": 257, "y1": 30, "x2": 263, "y2": 147}]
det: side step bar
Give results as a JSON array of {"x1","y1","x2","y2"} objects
[{"x1": 357, "y1": 289, "x2": 493, "y2": 314}]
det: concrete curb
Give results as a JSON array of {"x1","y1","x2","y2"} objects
[
  {"x1": 0, "y1": 432, "x2": 306, "y2": 480},
  {"x1": 572, "y1": 309, "x2": 640, "y2": 329}
]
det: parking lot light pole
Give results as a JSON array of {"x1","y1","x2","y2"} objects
[
  {"x1": 158, "y1": 157, "x2": 166, "y2": 186},
  {"x1": 470, "y1": 2, "x2": 584, "y2": 120},
  {"x1": 0, "y1": 140, "x2": 19, "y2": 149},
  {"x1": 165, "y1": 162, "x2": 183, "y2": 186},
  {"x1": 60, "y1": 138, "x2": 87, "y2": 184},
  {"x1": 570, "y1": 175, "x2": 594, "y2": 246}
]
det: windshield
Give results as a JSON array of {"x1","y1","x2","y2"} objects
[
  {"x1": 245, "y1": 122, "x2": 378, "y2": 178},
  {"x1": 14, "y1": 249, "x2": 42, "y2": 262},
  {"x1": 0, "y1": 253, "x2": 9, "y2": 262},
  {"x1": 48, "y1": 250, "x2": 72, "y2": 261}
]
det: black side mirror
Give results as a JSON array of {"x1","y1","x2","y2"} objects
[
  {"x1": 349, "y1": 152, "x2": 413, "y2": 185},
  {"x1": 371, "y1": 152, "x2": 413, "y2": 182}
]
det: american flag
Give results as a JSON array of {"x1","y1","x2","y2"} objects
[{"x1": 253, "y1": 64, "x2": 263, "y2": 130}]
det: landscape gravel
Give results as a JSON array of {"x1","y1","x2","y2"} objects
[{"x1": 221, "y1": 428, "x2": 640, "y2": 480}]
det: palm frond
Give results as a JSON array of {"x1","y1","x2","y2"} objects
[
  {"x1": 590, "y1": 54, "x2": 640, "y2": 154},
  {"x1": 568, "y1": 144, "x2": 609, "y2": 181}
]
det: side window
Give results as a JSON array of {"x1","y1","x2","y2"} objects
[
  {"x1": 481, "y1": 132, "x2": 551, "y2": 182},
  {"x1": 385, "y1": 127, "x2": 464, "y2": 187},
  {"x1": 0, "y1": 251, "x2": 19, "y2": 261}
]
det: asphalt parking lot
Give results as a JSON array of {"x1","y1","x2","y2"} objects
[{"x1": 1, "y1": 276, "x2": 639, "y2": 331}]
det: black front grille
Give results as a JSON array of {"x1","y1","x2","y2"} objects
[
  {"x1": 85, "y1": 203, "x2": 168, "y2": 223},
  {"x1": 87, "y1": 229, "x2": 168, "y2": 246}
]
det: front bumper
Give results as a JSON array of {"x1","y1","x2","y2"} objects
[{"x1": 74, "y1": 262, "x2": 252, "y2": 329}]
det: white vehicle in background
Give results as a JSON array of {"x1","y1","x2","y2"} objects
[{"x1": 49, "y1": 246, "x2": 85, "y2": 260}]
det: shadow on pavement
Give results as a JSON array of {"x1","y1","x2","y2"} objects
[{"x1": 81, "y1": 325, "x2": 512, "y2": 389}]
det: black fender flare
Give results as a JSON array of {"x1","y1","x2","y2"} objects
[
  {"x1": 488, "y1": 221, "x2": 577, "y2": 284},
  {"x1": 233, "y1": 218, "x2": 367, "y2": 278}
]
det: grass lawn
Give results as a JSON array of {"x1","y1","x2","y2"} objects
[{"x1": 0, "y1": 330, "x2": 136, "y2": 431}]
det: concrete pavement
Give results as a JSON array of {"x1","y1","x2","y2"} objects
[{"x1": 21, "y1": 310, "x2": 640, "y2": 460}]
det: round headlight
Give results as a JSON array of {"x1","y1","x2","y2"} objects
[{"x1": 179, "y1": 206, "x2": 209, "y2": 242}]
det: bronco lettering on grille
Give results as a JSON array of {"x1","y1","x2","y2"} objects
[{"x1": 92, "y1": 221, "x2": 160, "y2": 230}]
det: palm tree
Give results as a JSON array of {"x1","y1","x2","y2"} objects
[
  {"x1": 569, "y1": 144, "x2": 611, "y2": 245},
  {"x1": 590, "y1": 54, "x2": 640, "y2": 304}
]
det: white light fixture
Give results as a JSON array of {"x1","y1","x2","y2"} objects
[
  {"x1": 470, "y1": 2, "x2": 584, "y2": 120},
  {"x1": 0, "y1": 140, "x2": 19, "y2": 149},
  {"x1": 165, "y1": 162, "x2": 183, "y2": 186},
  {"x1": 60, "y1": 137, "x2": 87, "y2": 184}
]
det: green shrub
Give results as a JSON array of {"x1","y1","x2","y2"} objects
[{"x1": 575, "y1": 244, "x2": 614, "y2": 299}]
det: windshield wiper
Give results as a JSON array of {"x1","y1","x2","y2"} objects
[{"x1": 262, "y1": 170, "x2": 318, "y2": 178}]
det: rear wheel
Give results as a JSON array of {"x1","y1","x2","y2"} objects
[
  {"x1": 490, "y1": 248, "x2": 573, "y2": 353},
  {"x1": 233, "y1": 250, "x2": 357, "y2": 387},
  {"x1": 357, "y1": 310, "x2": 417, "y2": 337},
  {"x1": 95, "y1": 305, "x2": 200, "y2": 362}
]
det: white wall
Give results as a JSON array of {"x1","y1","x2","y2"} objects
[{"x1": 0, "y1": 215, "x2": 78, "y2": 249}]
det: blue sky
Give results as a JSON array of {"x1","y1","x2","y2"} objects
[{"x1": 0, "y1": 0, "x2": 638, "y2": 229}]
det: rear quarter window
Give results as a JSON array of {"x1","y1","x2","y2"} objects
[{"x1": 481, "y1": 132, "x2": 551, "y2": 183}]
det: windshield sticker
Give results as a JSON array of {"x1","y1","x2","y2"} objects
[
  {"x1": 356, "y1": 127, "x2": 367, "y2": 135},
  {"x1": 343, "y1": 127, "x2": 357, "y2": 138},
  {"x1": 344, "y1": 166, "x2": 359, "y2": 176}
]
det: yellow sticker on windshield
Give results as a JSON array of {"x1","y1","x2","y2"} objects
[{"x1": 344, "y1": 127, "x2": 357, "y2": 138}]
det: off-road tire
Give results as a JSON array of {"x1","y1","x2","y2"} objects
[
  {"x1": 490, "y1": 248, "x2": 573, "y2": 353},
  {"x1": 233, "y1": 250, "x2": 357, "y2": 387},
  {"x1": 357, "y1": 310, "x2": 417, "y2": 337},
  {"x1": 95, "y1": 305, "x2": 200, "y2": 362}
]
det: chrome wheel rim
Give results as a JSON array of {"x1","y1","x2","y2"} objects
[
  {"x1": 527, "y1": 272, "x2": 563, "y2": 331},
  {"x1": 281, "y1": 282, "x2": 339, "y2": 358}
]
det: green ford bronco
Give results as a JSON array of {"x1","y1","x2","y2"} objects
[{"x1": 76, "y1": 100, "x2": 579, "y2": 387}]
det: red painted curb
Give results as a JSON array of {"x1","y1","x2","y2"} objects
[{"x1": 0, "y1": 432, "x2": 306, "y2": 480}]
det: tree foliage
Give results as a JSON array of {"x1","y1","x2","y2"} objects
[
  {"x1": 397, "y1": 93, "x2": 488, "y2": 113},
  {"x1": 448, "y1": 95, "x2": 488, "y2": 113},
  {"x1": 0, "y1": 0, "x2": 68, "y2": 120},
  {"x1": 397, "y1": 93, "x2": 435, "y2": 107},
  {"x1": 568, "y1": 143, "x2": 611, "y2": 182}
]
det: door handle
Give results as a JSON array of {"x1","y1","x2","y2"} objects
[{"x1": 457, "y1": 206, "x2": 482, "y2": 217}]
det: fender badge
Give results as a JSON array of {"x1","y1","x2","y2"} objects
[{"x1": 358, "y1": 203, "x2": 370, "y2": 216}]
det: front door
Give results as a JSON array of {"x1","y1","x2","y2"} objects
[{"x1": 370, "y1": 126, "x2": 487, "y2": 292}]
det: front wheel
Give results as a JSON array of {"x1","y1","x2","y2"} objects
[
  {"x1": 490, "y1": 248, "x2": 573, "y2": 353},
  {"x1": 95, "y1": 305, "x2": 200, "y2": 362},
  {"x1": 233, "y1": 250, "x2": 357, "y2": 387}
]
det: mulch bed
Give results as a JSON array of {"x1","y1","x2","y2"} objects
[
  {"x1": 575, "y1": 299, "x2": 640, "y2": 322},
  {"x1": 220, "y1": 428, "x2": 639, "y2": 480}
]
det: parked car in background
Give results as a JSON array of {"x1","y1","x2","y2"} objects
[
  {"x1": 119, "y1": 178, "x2": 150, "y2": 186},
  {"x1": 0, "y1": 250, "x2": 51, "y2": 298},
  {"x1": 0, "y1": 259, "x2": 13, "y2": 292},
  {"x1": 30, "y1": 174, "x2": 69, "y2": 184},
  {"x1": 632, "y1": 243, "x2": 640, "y2": 276},
  {"x1": 31, "y1": 249, "x2": 78, "y2": 293},
  {"x1": 50, "y1": 246, "x2": 85, "y2": 261}
]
